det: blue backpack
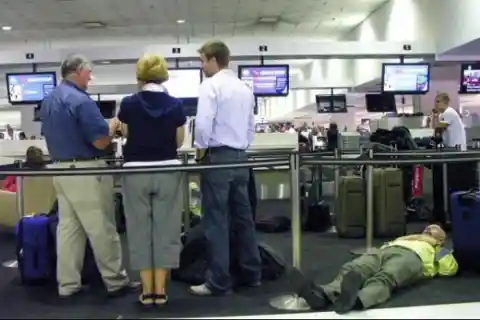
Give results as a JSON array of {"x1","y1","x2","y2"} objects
[{"x1": 16, "y1": 214, "x2": 57, "y2": 285}]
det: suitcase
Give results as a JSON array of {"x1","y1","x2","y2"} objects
[
  {"x1": 302, "y1": 201, "x2": 331, "y2": 232},
  {"x1": 16, "y1": 214, "x2": 56, "y2": 285},
  {"x1": 335, "y1": 175, "x2": 365, "y2": 238},
  {"x1": 372, "y1": 168, "x2": 406, "y2": 237},
  {"x1": 450, "y1": 190, "x2": 480, "y2": 272},
  {"x1": 301, "y1": 180, "x2": 331, "y2": 232}
]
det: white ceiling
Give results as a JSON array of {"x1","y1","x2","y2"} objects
[{"x1": 0, "y1": 0, "x2": 387, "y2": 43}]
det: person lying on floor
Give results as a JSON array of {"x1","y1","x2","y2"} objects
[{"x1": 293, "y1": 224, "x2": 458, "y2": 314}]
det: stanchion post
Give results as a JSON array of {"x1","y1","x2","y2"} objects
[
  {"x1": 269, "y1": 152, "x2": 310, "y2": 312},
  {"x1": 16, "y1": 161, "x2": 25, "y2": 219},
  {"x1": 365, "y1": 148, "x2": 374, "y2": 250},
  {"x1": 3, "y1": 161, "x2": 23, "y2": 269},
  {"x1": 351, "y1": 148, "x2": 374, "y2": 255},
  {"x1": 290, "y1": 153, "x2": 301, "y2": 269},
  {"x1": 182, "y1": 153, "x2": 191, "y2": 232},
  {"x1": 441, "y1": 163, "x2": 449, "y2": 224},
  {"x1": 334, "y1": 148, "x2": 340, "y2": 197}
]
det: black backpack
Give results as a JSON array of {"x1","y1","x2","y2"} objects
[{"x1": 171, "y1": 224, "x2": 286, "y2": 285}]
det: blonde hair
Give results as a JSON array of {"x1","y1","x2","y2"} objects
[
  {"x1": 426, "y1": 224, "x2": 446, "y2": 243},
  {"x1": 436, "y1": 93, "x2": 450, "y2": 104},
  {"x1": 136, "y1": 54, "x2": 169, "y2": 83}
]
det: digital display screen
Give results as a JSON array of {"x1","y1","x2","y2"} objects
[
  {"x1": 316, "y1": 94, "x2": 347, "y2": 113},
  {"x1": 181, "y1": 97, "x2": 198, "y2": 117},
  {"x1": 238, "y1": 65, "x2": 289, "y2": 97},
  {"x1": 460, "y1": 63, "x2": 480, "y2": 94},
  {"x1": 381, "y1": 63, "x2": 430, "y2": 94},
  {"x1": 365, "y1": 93, "x2": 397, "y2": 113},
  {"x1": 6, "y1": 72, "x2": 57, "y2": 105},
  {"x1": 163, "y1": 68, "x2": 202, "y2": 98},
  {"x1": 96, "y1": 100, "x2": 116, "y2": 119}
]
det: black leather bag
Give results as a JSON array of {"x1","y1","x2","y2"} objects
[
  {"x1": 171, "y1": 225, "x2": 286, "y2": 285},
  {"x1": 255, "y1": 216, "x2": 291, "y2": 233},
  {"x1": 114, "y1": 193, "x2": 126, "y2": 234}
]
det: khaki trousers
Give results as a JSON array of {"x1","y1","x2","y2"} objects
[
  {"x1": 49, "y1": 160, "x2": 128, "y2": 295},
  {"x1": 319, "y1": 246, "x2": 424, "y2": 309}
]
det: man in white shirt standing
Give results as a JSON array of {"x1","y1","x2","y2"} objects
[
  {"x1": 433, "y1": 93, "x2": 474, "y2": 229},
  {"x1": 435, "y1": 93, "x2": 467, "y2": 151},
  {"x1": 190, "y1": 40, "x2": 261, "y2": 296}
]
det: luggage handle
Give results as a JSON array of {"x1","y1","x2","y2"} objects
[{"x1": 458, "y1": 190, "x2": 478, "y2": 206}]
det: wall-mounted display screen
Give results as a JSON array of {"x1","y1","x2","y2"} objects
[
  {"x1": 33, "y1": 104, "x2": 42, "y2": 122},
  {"x1": 6, "y1": 72, "x2": 57, "y2": 105},
  {"x1": 163, "y1": 68, "x2": 202, "y2": 98},
  {"x1": 96, "y1": 100, "x2": 116, "y2": 119},
  {"x1": 459, "y1": 63, "x2": 480, "y2": 94},
  {"x1": 316, "y1": 94, "x2": 347, "y2": 113},
  {"x1": 238, "y1": 65, "x2": 289, "y2": 97},
  {"x1": 181, "y1": 97, "x2": 198, "y2": 117},
  {"x1": 381, "y1": 63, "x2": 430, "y2": 95},
  {"x1": 365, "y1": 93, "x2": 397, "y2": 113}
]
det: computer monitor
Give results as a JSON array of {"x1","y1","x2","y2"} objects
[
  {"x1": 381, "y1": 63, "x2": 430, "y2": 95},
  {"x1": 6, "y1": 72, "x2": 57, "y2": 105}
]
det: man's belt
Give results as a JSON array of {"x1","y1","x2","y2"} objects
[{"x1": 54, "y1": 156, "x2": 106, "y2": 163}]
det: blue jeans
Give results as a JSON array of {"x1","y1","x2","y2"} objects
[{"x1": 200, "y1": 147, "x2": 261, "y2": 293}]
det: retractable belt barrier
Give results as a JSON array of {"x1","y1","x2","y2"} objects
[{"x1": 5, "y1": 149, "x2": 480, "y2": 312}]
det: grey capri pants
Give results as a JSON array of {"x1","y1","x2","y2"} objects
[{"x1": 122, "y1": 171, "x2": 184, "y2": 270}]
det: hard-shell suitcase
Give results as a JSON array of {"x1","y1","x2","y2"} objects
[
  {"x1": 335, "y1": 175, "x2": 365, "y2": 238},
  {"x1": 16, "y1": 214, "x2": 56, "y2": 285},
  {"x1": 373, "y1": 168, "x2": 406, "y2": 237},
  {"x1": 450, "y1": 190, "x2": 480, "y2": 272}
]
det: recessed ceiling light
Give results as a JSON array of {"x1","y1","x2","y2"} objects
[
  {"x1": 82, "y1": 21, "x2": 106, "y2": 29},
  {"x1": 2, "y1": 26, "x2": 12, "y2": 31},
  {"x1": 99, "y1": 60, "x2": 110, "y2": 64},
  {"x1": 258, "y1": 16, "x2": 279, "y2": 23},
  {"x1": 176, "y1": 19, "x2": 185, "y2": 24}
]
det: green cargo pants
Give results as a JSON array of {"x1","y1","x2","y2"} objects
[{"x1": 318, "y1": 246, "x2": 424, "y2": 309}]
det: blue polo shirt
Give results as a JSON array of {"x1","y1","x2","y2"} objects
[
  {"x1": 40, "y1": 81, "x2": 109, "y2": 161},
  {"x1": 118, "y1": 90, "x2": 186, "y2": 162}
]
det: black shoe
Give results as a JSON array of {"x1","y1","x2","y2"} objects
[
  {"x1": 290, "y1": 269, "x2": 327, "y2": 310},
  {"x1": 334, "y1": 271, "x2": 362, "y2": 314},
  {"x1": 234, "y1": 279, "x2": 262, "y2": 288},
  {"x1": 137, "y1": 293, "x2": 155, "y2": 307},
  {"x1": 153, "y1": 293, "x2": 168, "y2": 307}
]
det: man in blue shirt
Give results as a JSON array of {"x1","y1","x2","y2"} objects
[
  {"x1": 189, "y1": 41, "x2": 261, "y2": 296},
  {"x1": 40, "y1": 54, "x2": 132, "y2": 299}
]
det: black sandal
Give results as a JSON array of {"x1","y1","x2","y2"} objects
[
  {"x1": 154, "y1": 293, "x2": 168, "y2": 306},
  {"x1": 137, "y1": 293, "x2": 155, "y2": 307}
]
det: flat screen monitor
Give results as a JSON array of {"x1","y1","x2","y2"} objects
[
  {"x1": 381, "y1": 63, "x2": 430, "y2": 95},
  {"x1": 33, "y1": 104, "x2": 41, "y2": 122},
  {"x1": 316, "y1": 94, "x2": 347, "y2": 113},
  {"x1": 6, "y1": 72, "x2": 57, "y2": 105},
  {"x1": 96, "y1": 100, "x2": 116, "y2": 119},
  {"x1": 365, "y1": 93, "x2": 397, "y2": 113},
  {"x1": 163, "y1": 68, "x2": 202, "y2": 98},
  {"x1": 238, "y1": 64, "x2": 289, "y2": 97},
  {"x1": 182, "y1": 97, "x2": 198, "y2": 117},
  {"x1": 459, "y1": 63, "x2": 480, "y2": 94}
]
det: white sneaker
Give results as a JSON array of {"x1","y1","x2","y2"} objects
[{"x1": 189, "y1": 284, "x2": 213, "y2": 296}]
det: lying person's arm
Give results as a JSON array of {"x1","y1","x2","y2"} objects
[
  {"x1": 435, "y1": 247, "x2": 459, "y2": 276},
  {"x1": 417, "y1": 234, "x2": 441, "y2": 246},
  {"x1": 396, "y1": 234, "x2": 424, "y2": 241}
]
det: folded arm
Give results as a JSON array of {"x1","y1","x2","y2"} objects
[{"x1": 396, "y1": 234, "x2": 440, "y2": 247}]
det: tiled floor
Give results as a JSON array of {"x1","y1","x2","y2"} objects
[{"x1": 185, "y1": 302, "x2": 480, "y2": 319}]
